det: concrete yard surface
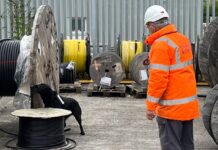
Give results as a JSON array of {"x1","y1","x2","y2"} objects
[{"x1": 0, "y1": 87, "x2": 217, "y2": 150}]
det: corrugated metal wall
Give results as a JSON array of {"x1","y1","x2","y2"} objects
[{"x1": 0, "y1": 0, "x2": 215, "y2": 54}]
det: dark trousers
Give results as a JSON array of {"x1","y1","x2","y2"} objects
[{"x1": 156, "y1": 116, "x2": 194, "y2": 150}]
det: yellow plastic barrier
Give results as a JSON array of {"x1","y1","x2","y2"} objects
[
  {"x1": 120, "y1": 41, "x2": 143, "y2": 72},
  {"x1": 63, "y1": 40, "x2": 87, "y2": 72}
]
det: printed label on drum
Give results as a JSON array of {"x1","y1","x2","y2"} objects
[
  {"x1": 100, "y1": 77, "x2": 112, "y2": 86},
  {"x1": 140, "y1": 69, "x2": 148, "y2": 81},
  {"x1": 66, "y1": 61, "x2": 74, "y2": 70}
]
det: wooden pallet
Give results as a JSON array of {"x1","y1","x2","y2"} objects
[
  {"x1": 126, "y1": 84, "x2": 147, "y2": 98},
  {"x1": 87, "y1": 83, "x2": 126, "y2": 97},
  {"x1": 59, "y1": 81, "x2": 82, "y2": 93}
]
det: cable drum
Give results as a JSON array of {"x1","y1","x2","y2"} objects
[
  {"x1": 11, "y1": 108, "x2": 74, "y2": 149},
  {"x1": 59, "y1": 62, "x2": 76, "y2": 84},
  {"x1": 211, "y1": 99, "x2": 218, "y2": 145},
  {"x1": 89, "y1": 52, "x2": 125, "y2": 88},
  {"x1": 129, "y1": 52, "x2": 149, "y2": 87},
  {"x1": 18, "y1": 117, "x2": 65, "y2": 148},
  {"x1": 199, "y1": 17, "x2": 218, "y2": 87},
  {"x1": 0, "y1": 39, "x2": 20, "y2": 96},
  {"x1": 64, "y1": 40, "x2": 90, "y2": 73},
  {"x1": 120, "y1": 41, "x2": 143, "y2": 72},
  {"x1": 202, "y1": 84, "x2": 218, "y2": 145}
]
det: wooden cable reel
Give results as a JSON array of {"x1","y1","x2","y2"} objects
[
  {"x1": 89, "y1": 52, "x2": 125, "y2": 88},
  {"x1": 30, "y1": 5, "x2": 59, "y2": 108},
  {"x1": 11, "y1": 5, "x2": 76, "y2": 150},
  {"x1": 199, "y1": 17, "x2": 218, "y2": 145},
  {"x1": 129, "y1": 52, "x2": 149, "y2": 87},
  {"x1": 199, "y1": 17, "x2": 218, "y2": 87}
]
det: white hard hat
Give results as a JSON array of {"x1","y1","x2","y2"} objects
[{"x1": 144, "y1": 5, "x2": 169, "y2": 25}]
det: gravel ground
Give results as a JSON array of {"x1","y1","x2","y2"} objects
[{"x1": 0, "y1": 86, "x2": 217, "y2": 150}]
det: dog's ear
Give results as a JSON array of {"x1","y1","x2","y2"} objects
[
  {"x1": 53, "y1": 91, "x2": 58, "y2": 95},
  {"x1": 31, "y1": 85, "x2": 39, "y2": 92}
]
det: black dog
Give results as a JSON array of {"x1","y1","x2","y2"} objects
[{"x1": 31, "y1": 84, "x2": 85, "y2": 135}]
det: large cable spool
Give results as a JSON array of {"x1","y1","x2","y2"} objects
[
  {"x1": 199, "y1": 17, "x2": 218, "y2": 87},
  {"x1": 120, "y1": 41, "x2": 143, "y2": 72},
  {"x1": 129, "y1": 52, "x2": 149, "y2": 87},
  {"x1": 89, "y1": 52, "x2": 125, "y2": 88},
  {"x1": 0, "y1": 39, "x2": 20, "y2": 96},
  {"x1": 12, "y1": 5, "x2": 77, "y2": 150},
  {"x1": 63, "y1": 39, "x2": 90, "y2": 73},
  {"x1": 202, "y1": 85, "x2": 218, "y2": 145},
  {"x1": 30, "y1": 5, "x2": 59, "y2": 108},
  {"x1": 211, "y1": 99, "x2": 218, "y2": 145},
  {"x1": 199, "y1": 17, "x2": 218, "y2": 145},
  {"x1": 11, "y1": 108, "x2": 73, "y2": 149}
]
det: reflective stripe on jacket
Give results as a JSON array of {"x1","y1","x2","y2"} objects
[{"x1": 145, "y1": 24, "x2": 200, "y2": 121}]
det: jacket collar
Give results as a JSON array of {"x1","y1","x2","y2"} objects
[{"x1": 145, "y1": 24, "x2": 177, "y2": 45}]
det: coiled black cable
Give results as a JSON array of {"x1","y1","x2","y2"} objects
[
  {"x1": 0, "y1": 128, "x2": 17, "y2": 136},
  {"x1": 17, "y1": 117, "x2": 65, "y2": 148},
  {"x1": 5, "y1": 137, "x2": 77, "y2": 150},
  {"x1": 0, "y1": 117, "x2": 77, "y2": 150},
  {"x1": 0, "y1": 39, "x2": 20, "y2": 96},
  {"x1": 0, "y1": 117, "x2": 77, "y2": 149},
  {"x1": 60, "y1": 63, "x2": 76, "y2": 83}
]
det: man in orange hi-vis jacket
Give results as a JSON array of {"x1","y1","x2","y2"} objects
[{"x1": 144, "y1": 5, "x2": 200, "y2": 150}]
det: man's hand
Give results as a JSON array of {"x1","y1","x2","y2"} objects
[{"x1": 146, "y1": 110, "x2": 156, "y2": 120}]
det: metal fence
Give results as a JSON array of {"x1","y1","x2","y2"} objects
[{"x1": 0, "y1": 0, "x2": 216, "y2": 54}]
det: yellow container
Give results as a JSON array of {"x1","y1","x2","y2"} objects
[
  {"x1": 120, "y1": 41, "x2": 143, "y2": 72},
  {"x1": 63, "y1": 40, "x2": 87, "y2": 72}
]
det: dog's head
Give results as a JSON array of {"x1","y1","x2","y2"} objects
[
  {"x1": 31, "y1": 84, "x2": 57, "y2": 107},
  {"x1": 31, "y1": 83, "x2": 55, "y2": 97}
]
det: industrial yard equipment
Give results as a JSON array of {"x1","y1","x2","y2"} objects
[
  {"x1": 11, "y1": 108, "x2": 74, "y2": 149},
  {"x1": 120, "y1": 41, "x2": 143, "y2": 72},
  {"x1": 63, "y1": 39, "x2": 91, "y2": 73},
  {"x1": 2, "y1": 5, "x2": 77, "y2": 149},
  {"x1": 89, "y1": 52, "x2": 125, "y2": 88},
  {"x1": 129, "y1": 52, "x2": 149, "y2": 87},
  {"x1": 0, "y1": 39, "x2": 20, "y2": 95},
  {"x1": 199, "y1": 17, "x2": 218, "y2": 145},
  {"x1": 127, "y1": 52, "x2": 149, "y2": 98},
  {"x1": 88, "y1": 52, "x2": 126, "y2": 96},
  {"x1": 60, "y1": 62, "x2": 76, "y2": 84}
]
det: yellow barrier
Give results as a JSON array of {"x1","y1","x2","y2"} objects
[
  {"x1": 121, "y1": 41, "x2": 143, "y2": 72},
  {"x1": 63, "y1": 40, "x2": 87, "y2": 72}
]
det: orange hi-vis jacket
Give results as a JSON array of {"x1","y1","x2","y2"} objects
[{"x1": 145, "y1": 24, "x2": 200, "y2": 121}]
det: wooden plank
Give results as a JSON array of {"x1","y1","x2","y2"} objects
[
  {"x1": 59, "y1": 82, "x2": 82, "y2": 93},
  {"x1": 126, "y1": 84, "x2": 147, "y2": 98},
  {"x1": 87, "y1": 83, "x2": 126, "y2": 97},
  {"x1": 197, "y1": 82, "x2": 209, "y2": 86},
  {"x1": 80, "y1": 80, "x2": 134, "y2": 84}
]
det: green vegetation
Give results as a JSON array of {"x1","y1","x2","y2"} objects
[
  {"x1": 203, "y1": 0, "x2": 218, "y2": 22},
  {"x1": 8, "y1": 0, "x2": 35, "y2": 39}
]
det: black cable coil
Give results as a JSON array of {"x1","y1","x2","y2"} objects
[
  {"x1": 59, "y1": 63, "x2": 76, "y2": 84},
  {"x1": 0, "y1": 39, "x2": 79, "y2": 95},
  {"x1": 0, "y1": 39, "x2": 20, "y2": 96},
  {"x1": 18, "y1": 117, "x2": 66, "y2": 149}
]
